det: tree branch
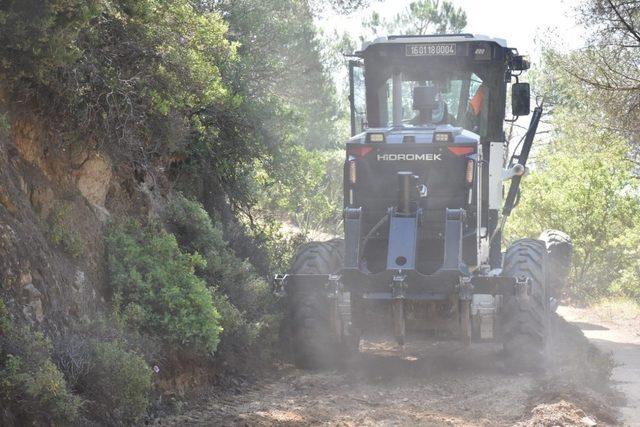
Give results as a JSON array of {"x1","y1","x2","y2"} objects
[{"x1": 606, "y1": 0, "x2": 640, "y2": 44}]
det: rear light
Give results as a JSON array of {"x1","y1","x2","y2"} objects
[
  {"x1": 466, "y1": 159, "x2": 474, "y2": 184},
  {"x1": 448, "y1": 146, "x2": 475, "y2": 156},
  {"x1": 349, "y1": 159, "x2": 357, "y2": 184},
  {"x1": 347, "y1": 145, "x2": 374, "y2": 158}
]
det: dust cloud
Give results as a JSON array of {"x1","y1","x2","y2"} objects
[{"x1": 156, "y1": 312, "x2": 619, "y2": 426}]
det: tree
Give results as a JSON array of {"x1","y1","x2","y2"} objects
[
  {"x1": 0, "y1": 0, "x2": 236, "y2": 162},
  {"x1": 364, "y1": 0, "x2": 467, "y2": 37},
  {"x1": 558, "y1": 0, "x2": 640, "y2": 135},
  {"x1": 505, "y1": 109, "x2": 640, "y2": 302},
  {"x1": 508, "y1": 2, "x2": 640, "y2": 302},
  {"x1": 312, "y1": 0, "x2": 373, "y2": 14}
]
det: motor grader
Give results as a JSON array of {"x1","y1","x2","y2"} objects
[{"x1": 276, "y1": 34, "x2": 572, "y2": 370}]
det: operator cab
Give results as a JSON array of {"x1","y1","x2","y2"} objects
[
  {"x1": 348, "y1": 33, "x2": 530, "y2": 142},
  {"x1": 346, "y1": 34, "x2": 531, "y2": 272}
]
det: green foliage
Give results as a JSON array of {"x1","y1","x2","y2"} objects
[
  {"x1": 163, "y1": 195, "x2": 280, "y2": 366},
  {"x1": 2, "y1": 0, "x2": 346, "y2": 291},
  {"x1": 47, "y1": 202, "x2": 85, "y2": 258},
  {"x1": 607, "y1": 224, "x2": 640, "y2": 301},
  {"x1": 2, "y1": 0, "x2": 343, "y2": 223},
  {"x1": 256, "y1": 148, "x2": 344, "y2": 235},
  {"x1": 51, "y1": 317, "x2": 161, "y2": 424},
  {"x1": 1, "y1": 357, "x2": 80, "y2": 425},
  {"x1": 84, "y1": 341, "x2": 152, "y2": 424},
  {"x1": 0, "y1": 0, "x2": 235, "y2": 159},
  {"x1": 215, "y1": 0, "x2": 344, "y2": 150},
  {"x1": 311, "y1": 0, "x2": 372, "y2": 14},
  {"x1": 506, "y1": 111, "x2": 640, "y2": 302},
  {"x1": 509, "y1": 39, "x2": 640, "y2": 304},
  {"x1": 572, "y1": 0, "x2": 640, "y2": 130},
  {"x1": 106, "y1": 220, "x2": 222, "y2": 355},
  {"x1": 164, "y1": 195, "x2": 273, "y2": 315},
  {"x1": 0, "y1": 1, "x2": 100, "y2": 75},
  {"x1": 3, "y1": 0, "x2": 348, "y2": 389},
  {"x1": 0, "y1": 321, "x2": 80, "y2": 425},
  {"x1": 163, "y1": 195, "x2": 223, "y2": 255},
  {"x1": 172, "y1": 0, "x2": 346, "y2": 244},
  {"x1": 364, "y1": 0, "x2": 467, "y2": 36}
]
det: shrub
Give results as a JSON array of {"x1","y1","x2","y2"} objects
[
  {"x1": 51, "y1": 317, "x2": 161, "y2": 425},
  {"x1": 163, "y1": 195, "x2": 280, "y2": 366},
  {"x1": 106, "y1": 220, "x2": 222, "y2": 355},
  {"x1": 83, "y1": 341, "x2": 152, "y2": 425},
  {"x1": 260, "y1": 147, "x2": 344, "y2": 235},
  {"x1": 505, "y1": 114, "x2": 640, "y2": 303},
  {"x1": 0, "y1": 320, "x2": 80, "y2": 425},
  {"x1": 0, "y1": 0, "x2": 235, "y2": 161},
  {"x1": 163, "y1": 195, "x2": 275, "y2": 318}
]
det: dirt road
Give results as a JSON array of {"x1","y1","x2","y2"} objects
[
  {"x1": 157, "y1": 311, "x2": 621, "y2": 426},
  {"x1": 559, "y1": 306, "x2": 640, "y2": 426}
]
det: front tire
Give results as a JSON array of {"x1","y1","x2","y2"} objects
[
  {"x1": 501, "y1": 238, "x2": 549, "y2": 371},
  {"x1": 539, "y1": 229, "x2": 573, "y2": 299},
  {"x1": 287, "y1": 239, "x2": 354, "y2": 369}
]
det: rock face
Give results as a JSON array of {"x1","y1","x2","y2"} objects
[
  {"x1": 0, "y1": 115, "x2": 107, "y2": 328},
  {"x1": 77, "y1": 153, "x2": 112, "y2": 207},
  {"x1": 0, "y1": 106, "x2": 168, "y2": 336},
  {"x1": 12, "y1": 119, "x2": 44, "y2": 169},
  {"x1": 29, "y1": 185, "x2": 55, "y2": 218},
  {"x1": 22, "y1": 283, "x2": 44, "y2": 323}
]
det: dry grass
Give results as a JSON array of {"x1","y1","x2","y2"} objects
[{"x1": 590, "y1": 298, "x2": 640, "y2": 325}]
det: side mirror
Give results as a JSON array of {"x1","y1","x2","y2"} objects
[{"x1": 511, "y1": 82, "x2": 530, "y2": 116}]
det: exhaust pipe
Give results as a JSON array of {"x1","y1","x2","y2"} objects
[{"x1": 397, "y1": 172, "x2": 418, "y2": 215}]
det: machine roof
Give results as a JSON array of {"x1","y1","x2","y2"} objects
[{"x1": 360, "y1": 33, "x2": 509, "y2": 53}]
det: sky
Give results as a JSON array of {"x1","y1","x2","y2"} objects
[{"x1": 319, "y1": 0, "x2": 588, "y2": 61}]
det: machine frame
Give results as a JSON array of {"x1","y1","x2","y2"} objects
[{"x1": 277, "y1": 33, "x2": 541, "y2": 346}]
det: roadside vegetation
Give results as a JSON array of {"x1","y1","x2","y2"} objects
[
  {"x1": 506, "y1": 0, "x2": 640, "y2": 304},
  {"x1": 506, "y1": 105, "x2": 640, "y2": 302},
  {"x1": 590, "y1": 298, "x2": 640, "y2": 323},
  {"x1": 0, "y1": 0, "x2": 356, "y2": 423}
]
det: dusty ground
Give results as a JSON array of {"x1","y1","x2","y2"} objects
[
  {"x1": 559, "y1": 305, "x2": 640, "y2": 425},
  {"x1": 155, "y1": 309, "x2": 624, "y2": 426}
]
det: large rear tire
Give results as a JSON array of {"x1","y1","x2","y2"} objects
[
  {"x1": 501, "y1": 238, "x2": 549, "y2": 371},
  {"x1": 287, "y1": 239, "x2": 353, "y2": 369},
  {"x1": 539, "y1": 229, "x2": 573, "y2": 299}
]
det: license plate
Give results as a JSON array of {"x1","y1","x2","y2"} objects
[{"x1": 406, "y1": 43, "x2": 456, "y2": 57}]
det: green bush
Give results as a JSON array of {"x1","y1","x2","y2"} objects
[
  {"x1": 0, "y1": 320, "x2": 80, "y2": 425},
  {"x1": 607, "y1": 224, "x2": 640, "y2": 301},
  {"x1": 106, "y1": 220, "x2": 222, "y2": 355},
  {"x1": 0, "y1": 0, "x2": 235, "y2": 160},
  {"x1": 254, "y1": 147, "x2": 344, "y2": 236},
  {"x1": 506, "y1": 110, "x2": 640, "y2": 303},
  {"x1": 84, "y1": 341, "x2": 152, "y2": 425},
  {"x1": 163, "y1": 195, "x2": 279, "y2": 366},
  {"x1": 164, "y1": 195, "x2": 275, "y2": 316},
  {"x1": 51, "y1": 316, "x2": 162, "y2": 425}
]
